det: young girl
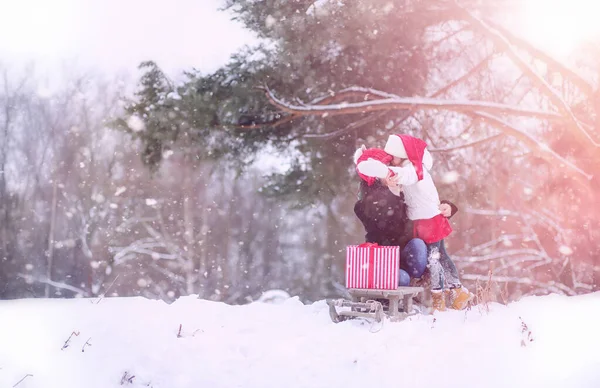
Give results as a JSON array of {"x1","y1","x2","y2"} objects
[{"x1": 356, "y1": 135, "x2": 473, "y2": 311}]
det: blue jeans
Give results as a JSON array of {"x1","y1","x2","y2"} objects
[{"x1": 398, "y1": 238, "x2": 428, "y2": 286}]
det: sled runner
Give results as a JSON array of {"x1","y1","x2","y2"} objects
[{"x1": 327, "y1": 286, "x2": 424, "y2": 323}]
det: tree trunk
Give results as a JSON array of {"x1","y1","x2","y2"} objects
[
  {"x1": 45, "y1": 179, "x2": 58, "y2": 298},
  {"x1": 183, "y1": 164, "x2": 197, "y2": 295}
]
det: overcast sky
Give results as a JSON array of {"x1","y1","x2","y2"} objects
[{"x1": 0, "y1": 0, "x2": 257, "y2": 79}]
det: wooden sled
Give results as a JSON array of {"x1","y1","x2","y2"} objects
[{"x1": 327, "y1": 286, "x2": 424, "y2": 323}]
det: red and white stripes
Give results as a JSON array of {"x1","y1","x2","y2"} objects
[{"x1": 346, "y1": 245, "x2": 400, "y2": 289}]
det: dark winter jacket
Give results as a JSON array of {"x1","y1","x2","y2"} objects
[{"x1": 353, "y1": 180, "x2": 457, "y2": 249}]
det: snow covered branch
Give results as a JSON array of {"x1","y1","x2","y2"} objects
[
  {"x1": 263, "y1": 84, "x2": 593, "y2": 182},
  {"x1": 18, "y1": 274, "x2": 90, "y2": 296},
  {"x1": 308, "y1": 86, "x2": 402, "y2": 105},
  {"x1": 264, "y1": 87, "x2": 562, "y2": 121}
]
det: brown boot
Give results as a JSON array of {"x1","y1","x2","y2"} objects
[
  {"x1": 448, "y1": 286, "x2": 474, "y2": 310},
  {"x1": 431, "y1": 290, "x2": 446, "y2": 313}
]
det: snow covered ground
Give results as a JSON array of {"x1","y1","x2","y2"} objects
[{"x1": 1, "y1": 293, "x2": 599, "y2": 388}]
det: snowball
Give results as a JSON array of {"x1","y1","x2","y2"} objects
[
  {"x1": 146, "y1": 198, "x2": 158, "y2": 206},
  {"x1": 115, "y1": 186, "x2": 127, "y2": 196},
  {"x1": 137, "y1": 278, "x2": 148, "y2": 288}
]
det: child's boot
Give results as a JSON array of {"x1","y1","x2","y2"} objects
[
  {"x1": 448, "y1": 285, "x2": 474, "y2": 310},
  {"x1": 431, "y1": 290, "x2": 446, "y2": 312}
]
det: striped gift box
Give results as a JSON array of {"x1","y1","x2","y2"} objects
[{"x1": 346, "y1": 243, "x2": 400, "y2": 290}]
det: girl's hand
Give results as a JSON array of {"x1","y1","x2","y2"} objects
[{"x1": 439, "y1": 203, "x2": 452, "y2": 217}]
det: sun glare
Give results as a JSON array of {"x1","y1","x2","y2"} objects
[
  {"x1": 0, "y1": 0, "x2": 77, "y2": 56},
  {"x1": 519, "y1": 0, "x2": 600, "y2": 56}
]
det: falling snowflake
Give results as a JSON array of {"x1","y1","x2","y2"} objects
[
  {"x1": 166, "y1": 92, "x2": 182, "y2": 100},
  {"x1": 92, "y1": 193, "x2": 105, "y2": 203},
  {"x1": 265, "y1": 14, "x2": 276, "y2": 28},
  {"x1": 559, "y1": 245, "x2": 573, "y2": 255},
  {"x1": 441, "y1": 170, "x2": 459, "y2": 184},
  {"x1": 126, "y1": 115, "x2": 145, "y2": 132}
]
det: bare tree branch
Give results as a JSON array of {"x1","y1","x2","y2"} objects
[
  {"x1": 434, "y1": 52, "x2": 497, "y2": 98},
  {"x1": 455, "y1": 248, "x2": 547, "y2": 263},
  {"x1": 303, "y1": 111, "x2": 388, "y2": 139},
  {"x1": 470, "y1": 111, "x2": 593, "y2": 182},
  {"x1": 484, "y1": 18, "x2": 594, "y2": 96},
  {"x1": 235, "y1": 113, "x2": 296, "y2": 129},
  {"x1": 430, "y1": 133, "x2": 503, "y2": 152},
  {"x1": 395, "y1": 52, "x2": 497, "y2": 127},
  {"x1": 461, "y1": 274, "x2": 577, "y2": 296},
  {"x1": 460, "y1": 8, "x2": 599, "y2": 148},
  {"x1": 12, "y1": 374, "x2": 33, "y2": 387}
]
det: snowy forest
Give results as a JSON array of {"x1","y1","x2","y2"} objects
[{"x1": 1, "y1": 0, "x2": 599, "y2": 304}]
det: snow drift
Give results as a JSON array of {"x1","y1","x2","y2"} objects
[{"x1": 1, "y1": 293, "x2": 599, "y2": 388}]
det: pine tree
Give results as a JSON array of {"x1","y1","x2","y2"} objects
[{"x1": 116, "y1": 0, "x2": 459, "y2": 204}]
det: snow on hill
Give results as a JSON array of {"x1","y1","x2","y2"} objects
[{"x1": 1, "y1": 293, "x2": 600, "y2": 388}]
